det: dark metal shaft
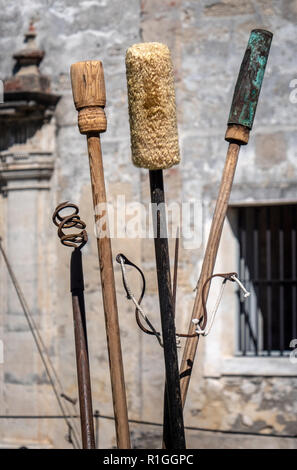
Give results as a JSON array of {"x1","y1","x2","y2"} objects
[
  {"x1": 149, "y1": 170, "x2": 185, "y2": 450},
  {"x1": 163, "y1": 231, "x2": 179, "y2": 448},
  {"x1": 71, "y1": 248, "x2": 95, "y2": 449}
]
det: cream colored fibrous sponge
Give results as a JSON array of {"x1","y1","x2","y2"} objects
[{"x1": 126, "y1": 42, "x2": 180, "y2": 170}]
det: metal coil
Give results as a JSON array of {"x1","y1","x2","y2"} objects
[{"x1": 52, "y1": 202, "x2": 87, "y2": 249}]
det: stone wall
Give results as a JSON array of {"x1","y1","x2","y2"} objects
[{"x1": 0, "y1": 0, "x2": 297, "y2": 449}]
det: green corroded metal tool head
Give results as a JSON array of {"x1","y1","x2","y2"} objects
[{"x1": 228, "y1": 29, "x2": 273, "y2": 130}]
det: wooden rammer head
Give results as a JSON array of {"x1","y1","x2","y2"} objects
[{"x1": 70, "y1": 60, "x2": 107, "y2": 135}]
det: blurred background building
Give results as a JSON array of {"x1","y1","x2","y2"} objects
[{"x1": 0, "y1": 0, "x2": 297, "y2": 449}]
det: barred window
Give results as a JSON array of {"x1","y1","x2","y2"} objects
[{"x1": 236, "y1": 204, "x2": 297, "y2": 356}]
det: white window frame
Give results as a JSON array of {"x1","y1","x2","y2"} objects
[{"x1": 201, "y1": 201, "x2": 297, "y2": 379}]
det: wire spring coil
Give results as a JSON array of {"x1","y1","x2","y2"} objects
[{"x1": 52, "y1": 202, "x2": 88, "y2": 250}]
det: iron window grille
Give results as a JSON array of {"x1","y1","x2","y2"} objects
[{"x1": 235, "y1": 204, "x2": 297, "y2": 356}]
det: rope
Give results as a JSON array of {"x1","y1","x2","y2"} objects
[{"x1": 0, "y1": 238, "x2": 81, "y2": 449}]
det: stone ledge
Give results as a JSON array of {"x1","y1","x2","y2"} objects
[{"x1": 220, "y1": 357, "x2": 297, "y2": 377}]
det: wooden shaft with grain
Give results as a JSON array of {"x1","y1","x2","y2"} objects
[
  {"x1": 71, "y1": 61, "x2": 130, "y2": 449},
  {"x1": 179, "y1": 140, "x2": 241, "y2": 405},
  {"x1": 179, "y1": 29, "x2": 273, "y2": 408},
  {"x1": 88, "y1": 135, "x2": 130, "y2": 447}
]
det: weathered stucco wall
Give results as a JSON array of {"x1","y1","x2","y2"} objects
[{"x1": 0, "y1": 0, "x2": 297, "y2": 448}]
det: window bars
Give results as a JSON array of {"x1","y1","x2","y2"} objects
[{"x1": 236, "y1": 204, "x2": 297, "y2": 356}]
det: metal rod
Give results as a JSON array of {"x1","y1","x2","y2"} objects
[
  {"x1": 242, "y1": 207, "x2": 248, "y2": 353},
  {"x1": 162, "y1": 229, "x2": 180, "y2": 448},
  {"x1": 149, "y1": 170, "x2": 186, "y2": 449},
  {"x1": 254, "y1": 208, "x2": 259, "y2": 355},
  {"x1": 71, "y1": 248, "x2": 95, "y2": 449},
  {"x1": 247, "y1": 208, "x2": 254, "y2": 353},
  {"x1": 238, "y1": 210, "x2": 243, "y2": 353},
  {"x1": 52, "y1": 203, "x2": 95, "y2": 448},
  {"x1": 292, "y1": 205, "x2": 297, "y2": 339},
  {"x1": 279, "y1": 209, "x2": 284, "y2": 353},
  {"x1": 266, "y1": 207, "x2": 272, "y2": 353}
]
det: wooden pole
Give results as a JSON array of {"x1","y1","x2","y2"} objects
[
  {"x1": 70, "y1": 61, "x2": 130, "y2": 449},
  {"x1": 179, "y1": 29, "x2": 273, "y2": 407},
  {"x1": 179, "y1": 142, "x2": 240, "y2": 403},
  {"x1": 149, "y1": 170, "x2": 186, "y2": 449}
]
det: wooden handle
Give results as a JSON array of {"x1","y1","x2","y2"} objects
[
  {"x1": 70, "y1": 61, "x2": 131, "y2": 448},
  {"x1": 179, "y1": 143, "x2": 240, "y2": 406},
  {"x1": 87, "y1": 135, "x2": 130, "y2": 449},
  {"x1": 71, "y1": 60, "x2": 106, "y2": 109},
  {"x1": 70, "y1": 61, "x2": 107, "y2": 134},
  {"x1": 227, "y1": 29, "x2": 272, "y2": 132},
  {"x1": 179, "y1": 30, "x2": 273, "y2": 410}
]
